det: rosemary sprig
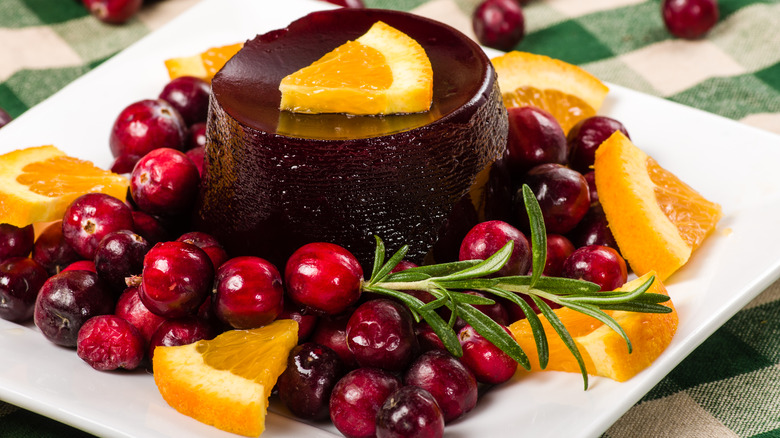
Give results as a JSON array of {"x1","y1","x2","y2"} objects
[{"x1": 361, "y1": 184, "x2": 672, "y2": 390}]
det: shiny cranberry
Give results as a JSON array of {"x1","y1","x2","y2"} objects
[
  {"x1": 148, "y1": 317, "x2": 215, "y2": 361},
  {"x1": 0, "y1": 223, "x2": 34, "y2": 262},
  {"x1": 472, "y1": 0, "x2": 525, "y2": 51},
  {"x1": 404, "y1": 350, "x2": 478, "y2": 423},
  {"x1": 0, "y1": 257, "x2": 48, "y2": 322},
  {"x1": 159, "y1": 76, "x2": 210, "y2": 126},
  {"x1": 176, "y1": 231, "x2": 228, "y2": 271},
  {"x1": 34, "y1": 270, "x2": 114, "y2": 347},
  {"x1": 459, "y1": 220, "x2": 532, "y2": 277},
  {"x1": 568, "y1": 202, "x2": 619, "y2": 250},
  {"x1": 32, "y1": 221, "x2": 82, "y2": 276},
  {"x1": 93, "y1": 229, "x2": 149, "y2": 295},
  {"x1": 110, "y1": 154, "x2": 141, "y2": 174},
  {"x1": 540, "y1": 234, "x2": 575, "y2": 277},
  {"x1": 62, "y1": 260, "x2": 97, "y2": 273},
  {"x1": 285, "y1": 242, "x2": 363, "y2": 315},
  {"x1": 187, "y1": 122, "x2": 207, "y2": 150},
  {"x1": 185, "y1": 146, "x2": 205, "y2": 177},
  {"x1": 376, "y1": 386, "x2": 445, "y2": 438},
  {"x1": 567, "y1": 116, "x2": 630, "y2": 174},
  {"x1": 278, "y1": 302, "x2": 318, "y2": 342},
  {"x1": 520, "y1": 164, "x2": 590, "y2": 234},
  {"x1": 458, "y1": 324, "x2": 517, "y2": 384},
  {"x1": 330, "y1": 367, "x2": 401, "y2": 438},
  {"x1": 131, "y1": 211, "x2": 170, "y2": 245},
  {"x1": 114, "y1": 286, "x2": 165, "y2": 345},
  {"x1": 130, "y1": 148, "x2": 200, "y2": 217},
  {"x1": 82, "y1": 0, "x2": 141, "y2": 24},
  {"x1": 438, "y1": 290, "x2": 508, "y2": 333},
  {"x1": 0, "y1": 107, "x2": 12, "y2": 128},
  {"x1": 109, "y1": 99, "x2": 186, "y2": 159},
  {"x1": 562, "y1": 245, "x2": 627, "y2": 291},
  {"x1": 312, "y1": 314, "x2": 358, "y2": 369},
  {"x1": 278, "y1": 342, "x2": 344, "y2": 421},
  {"x1": 77, "y1": 315, "x2": 145, "y2": 370},
  {"x1": 662, "y1": 0, "x2": 719, "y2": 39},
  {"x1": 346, "y1": 299, "x2": 419, "y2": 373},
  {"x1": 431, "y1": 193, "x2": 479, "y2": 263},
  {"x1": 321, "y1": 0, "x2": 365, "y2": 7},
  {"x1": 415, "y1": 322, "x2": 446, "y2": 353},
  {"x1": 213, "y1": 256, "x2": 284, "y2": 329},
  {"x1": 505, "y1": 106, "x2": 567, "y2": 174},
  {"x1": 139, "y1": 241, "x2": 214, "y2": 318},
  {"x1": 583, "y1": 170, "x2": 598, "y2": 203},
  {"x1": 62, "y1": 193, "x2": 135, "y2": 260}
]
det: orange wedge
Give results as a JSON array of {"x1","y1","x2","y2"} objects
[
  {"x1": 165, "y1": 42, "x2": 244, "y2": 81},
  {"x1": 491, "y1": 51, "x2": 609, "y2": 133},
  {"x1": 153, "y1": 319, "x2": 298, "y2": 437},
  {"x1": 0, "y1": 145, "x2": 129, "y2": 227},
  {"x1": 279, "y1": 21, "x2": 433, "y2": 115},
  {"x1": 509, "y1": 272, "x2": 677, "y2": 382},
  {"x1": 594, "y1": 132, "x2": 722, "y2": 281}
]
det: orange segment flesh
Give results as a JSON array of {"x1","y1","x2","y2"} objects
[
  {"x1": 165, "y1": 42, "x2": 244, "y2": 81},
  {"x1": 153, "y1": 320, "x2": 298, "y2": 437},
  {"x1": 509, "y1": 272, "x2": 678, "y2": 382},
  {"x1": 279, "y1": 21, "x2": 433, "y2": 115},
  {"x1": 491, "y1": 51, "x2": 609, "y2": 133},
  {"x1": 0, "y1": 145, "x2": 129, "y2": 227},
  {"x1": 594, "y1": 132, "x2": 722, "y2": 280}
]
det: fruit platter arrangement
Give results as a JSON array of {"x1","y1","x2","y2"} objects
[{"x1": 1, "y1": 1, "x2": 780, "y2": 438}]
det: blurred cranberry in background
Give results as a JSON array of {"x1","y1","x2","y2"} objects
[
  {"x1": 472, "y1": 0, "x2": 525, "y2": 51},
  {"x1": 320, "y1": 0, "x2": 365, "y2": 7},
  {"x1": 82, "y1": 0, "x2": 143, "y2": 24},
  {"x1": 662, "y1": 0, "x2": 719, "y2": 39},
  {"x1": 0, "y1": 108, "x2": 12, "y2": 129}
]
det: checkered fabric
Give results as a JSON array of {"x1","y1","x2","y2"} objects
[{"x1": 1, "y1": 0, "x2": 779, "y2": 437}]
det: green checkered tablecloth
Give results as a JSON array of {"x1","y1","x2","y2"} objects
[{"x1": 1, "y1": 0, "x2": 779, "y2": 437}]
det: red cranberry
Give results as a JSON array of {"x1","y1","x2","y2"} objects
[
  {"x1": 32, "y1": 221, "x2": 82, "y2": 276},
  {"x1": 312, "y1": 314, "x2": 358, "y2": 369},
  {"x1": 159, "y1": 77, "x2": 211, "y2": 126},
  {"x1": 376, "y1": 386, "x2": 445, "y2": 438},
  {"x1": 139, "y1": 241, "x2": 214, "y2": 318},
  {"x1": 62, "y1": 260, "x2": 97, "y2": 273},
  {"x1": 568, "y1": 202, "x2": 619, "y2": 250},
  {"x1": 567, "y1": 116, "x2": 630, "y2": 174},
  {"x1": 346, "y1": 299, "x2": 419, "y2": 373},
  {"x1": 0, "y1": 107, "x2": 12, "y2": 128},
  {"x1": 130, "y1": 148, "x2": 200, "y2": 217},
  {"x1": 131, "y1": 211, "x2": 170, "y2": 245},
  {"x1": 109, "y1": 99, "x2": 187, "y2": 159},
  {"x1": 278, "y1": 302, "x2": 318, "y2": 342},
  {"x1": 148, "y1": 317, "x2": 216, "y2": 361},
  {"x1": 404, "y1": 350, "x2": 478, "y2": 423},
  {"x1": 330, "y1": 367, "x2": 401, "y2": 438},
  {"x1": 82, "y1": 0, "x2": 141, "y2": 24},
  {"x1": 77, "y1": 315, "x2": 145, "y2": 371},
  {"x1": 520, "y1": 164, "x2": 590, "y2": 234},
  {"x1": 176, "y1": 231, "x2": 228, "y2": 271},
  {"x1": 277, "y1": 342, "x2": 344, "y2": 421},
  {"x1": 472, "y1": 0, "x2": 525, "y2": 51},
  {"x1": 187, "y1": 122, "x2": 207, "y2": 151},
  {"x1": 541, "y1": 234, "x2": 575, "y2": 277},
  {"x1": 583, "y1": 170, "x2": 598, "y2": 203},
  {"x1": 459, "y1": 220, "x2": 531, "y2": 277},
  {"x1": 320, "y1": 0, "x2": 365, "y2": 7},
  {"x1": 437, "y1": 290, "x2": 509, "y2": 333},
  {"x1": 214, "y1": 256, "x2": 284, "y2": 329},
  {"x1": 185, "y1": 146, "x2": 205, "y2": 177},
  {"x1": 562, "y1": 245, "x2": 627, "y2": 291},
  {"x1": 505, "y1": 106, "x2": 568, "y2": 174},
  {"x1": 285, "y1": 242, "x2": 363, "y2": 315},
  {"x1": 458, "y1": 324, "x2": 517, "y2": 384},
  {"x1": 0, "y1": 257, "x2": 48, "y2": 322},
  {"x1": 34, "y1": 270, "x2": 114, "y2": 347},
  {"x1": 114, "y1": 286, "x2": 166, "y2": 345},
  {"x1": 662, "y1": 0, "x2": 719, "y2": 39},
  {"x1": 62, "y1": 193, "x2": 135, "y2": 260},
  {"x1": 0, "y1": 223, "x2": 34, "y2": 262},
  {"x1": 110, "y1": 153, "x2": 141, "y2": 174},
  {"x1": 415, "y1": 322, "x2": 447, "y2": 353},
  {"x1": 94, "y1": 230, "x2": 149, "y2": 295}
]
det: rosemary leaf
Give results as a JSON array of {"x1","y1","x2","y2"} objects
[
  {"x1": 563, "y1": 301, "x2": 633, "y2": 354},
  {"x1": 385, "y1": 271, "x2": 432, "y2": 282},
  {"x1": 436, "y1": 242, "x2": 514, "y2": 281},
  {"x1": 370, "y1": 235, "x2": 386, "y2": 283},
  {"x1": 534, "y1": 296, "x2": 589, "y2": 390},
  {"x1": 387, "y1": 260, "x2": 481, "y2": 280},
  {"x1": 435, "y1": 279, "x2": 500, "y2": 291},
  {"x1": 457, "y1": 303, "x2": 530, "y2": 370},
  {"x1": 498, "y1": 276, "x2": 601, "y2": 294},
  {"x1": 370, "y1": 244, "x2": 409, "y2": 285},
  {"x1": 488, "y1": 287, "x2": 549, "y2": 369},
  {"x1": 597, "y1": 303, "x2": 673, "y2": 313},
  {"x1": 523, "y1": 184, "x2": 546, "y2": 288},
  {"x1": 447, "y1": 291, "x2": 496, "y2": 306},
  {"x1": 561, "y1": 276, "x2": 655, "y2": 305}
]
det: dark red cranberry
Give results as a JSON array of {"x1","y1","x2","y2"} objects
[
  {"x1": 346, "y1": 299, "x2": 419, "y2": 373},
  {"x1": 32, "y1": 221, "x2": 82, "y2": 276},
  {"x1": 0, "y1": 107, "x2": 12, "y2": 128},
  {"x1": 213, "y1": 256, "x2": 284, "y2": 329},
  {"x1": 277, "y1": 342, "x2": 344, "y2": 421},
  {"x1": 159, "y1": 77, "x2": 211, "y2": 126},
  {"x1": 185, "y1": 146, "x2": 205, "y2": 177},
  {"x1": 415, "y1": 322, "x2": 446, "y2": 353},
  {"x1": 77, "y1": 315, "x2": 145, "y2": 371},
  {"x1": 130, "y1": 148, "x2": 200, "y2": 217},
  {"x1": 285, "y1": 242, "x2": 363, "y2": 315},
  {"x1": 431, "y1": 193, "x2": 479, "y2": 263},
  {"x1": 131, "y1": 211, "x2": 170, "y2": 245},
  {"x1": 187, "y1": 122, "x2": 207, "y2": 151},
  {"x1": 0, "y1": 257, "x2": 48, "y2": 322},
  {"x1": 662, "y1": 0, "x2": 719, "y2": 39},
  {"x1": 459, "y1": 220, "x2": 532, "y2": 277},
  {"x1": 62, "y1": 260, "x2": 97, "y2": 273},
  {"x1": 62, "y1": 193, "x2": 135, "y2": 259},
  {"x1": 109, "y1": 99, "x2": 187, "y2": 159},
  {"x1": 139, "y1": 241, "x2": 214, "y2": 318},
  {"x1": 520, "y1": 164, "x2": 590, "y2": 234},
  {"x1": 278, "y1": 302, "x2": 318, "y2": 342},
  {"x1": 94, "y1": 230, "x2": 149, "y2": 295},
  {"x1": 0, "y1": 223, "x2": 34, "y2": 262},
  {"x1": 390, "y1": 260, "x2": 418, "y2": 273},
  {"x1": 148, "y1": 317, "x2": 215, "y2": 361},
  {"x1": 330, "y1": 367, "x2": 401, "y2": 438},
  {"x1": 483, "y1": 155, "x2": 515, "y2": 223},
  {"x1": 404, "y1": 349, "x2": 478, "y2": 423},
  {"x1": 82, "y1": 0, "x2": 142, "y2": 24},
  {"x1": 505, "y1": 106, "x2": 568, "y2": 174},
  {"x1": 437, "y1": 290, "x2": 508, "y2": 333},
  {"x1": 562, "y1": 245, "x2": 627, "y2": 291},
  {"x1": 320, "y1": 0, "x2": 364, "y2": 7},
  {"x1": 114, "y1": 286, "x2": 166, "y2": 345},
  {"x1": 567, "y1": 116, "x2": 630, "y2": 174},
  {"x1": 568, "y1": 202, "x2": 619, "y2": 250},
  {"x1": 472, "y1": 0, "x2": 525, "y2": 51},
  {"x1": 176, "y1": 231, "x2": 228, "y2": 271},
  {"x1": 376, "y1": 386, "x2": 445, "y2": 438},
  {"x1": 458, "y1": 324, "x2": 517, "y2": 384},
  {"x1": 583, "y1": 170, "x2": 598, "y2": 203},
  {"x1": 540, "y1": 234, "x2": 575, "y2": 277},
  {"x1": 312, "y1": 314, "x2": 358, "y2": 369},
  {"x1": 110, "y1": 154, "x2": 141, "y2": 174},
  {"x1": 34, "y1": 270, "x2": 114, "y2": 347}
]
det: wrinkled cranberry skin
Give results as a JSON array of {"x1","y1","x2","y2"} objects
[
  {"x1": 214, "y1": 256, "x2": 284, "y2": 329},
  {"x1": 662, "y1": 0, "x2": 719, "y2": 39},
  {"x1": 562, "y1": 245, "x2": 627, "y2": 291},
  {"x1": 541, "y1": 234, "x2": 576, "y2": 277},
  {"x1": 176, "y1": 231, "x2": 228, "y2": 271},
  {"x1": 94, "y1": 230, "x2": 149, "y2": 295},
  {"x1": 148, "y1": 317, "x2": 215, "y2": 361},
  {"x1": 458, "y1": 324, "x2": 517, "y2": 384},
  {"x1": 131, "y1": 211, "x2": 170, "y2": 245},
  {"x1": 568, "y1": 202, "x2": 619, "y2": 250},
  {"x1": 278, "y1": 302, "x2": 318, "y2": 342},
  {"x1": 404, "y1": 350, "x2": 478, "y2": 423},
  {"x1": 159, "y1": 76, "x2": 211, "y2": 126},
  {"x1": 139, "y1": 241, "x2": 214, "y2": 318},
  {"x1": 77, "y1": 315, "x2": 145, "y2": 371},
  {"x1": 278, "y1": 342, "x2": 344, "y2": 421},
  {"x1": 110, "y1": 99, "x2": 187, "y2": 159},
  {"x1": 114, "y1": 286, "x2": 166, "y2": 345},
  {"x1": 346, "y1": 299, "x2": 419, "y2": 373},
  {"x1": 505, "y1": 106, "x2": 568, "y2": 174},
  {"x1": 459, "y1": 220, "x2": 532, "y2": 277},
  {"x1": 312, "y1": 314, "x2": 358, "y2": 369},
  {"x1": 285, "y1": 242, "x2": 363, "y2": 315},
  {"x1": 376, "y1": 386, "x2": 445, "y2": 438},
  {"x1": 567, "y1": 116, "x2": 630, "y2": 174},
  {"x1": 330, "y1": 368, "x2": 401, "y2": 438},
  {"x1": 472, "y1": 0, "x2": 525, "y2": 51},
  {"x1": 82, "y1": 0, "x2": 142, "y2": 24},
  {"x1": 0, "y1": 257, "x2": 48, "y2": 322},
  {"x1": 0, "y1": 223, "x2": 34, "y2": 262},
  {"x1": 33, "y1": 221, "x2": 82, "y2": 276},
  {"x1": 521, "y1": 164, "x2": 590, "y2": 234},
  {"x1": 34, "y1": 270, "x2": 114, "y2": 347},
  {"x1": 62, "y1": 193, "x2": 135, "y2": 260},
  {"x1": 130, "y1": 148, "x2": 200, "y2": 217}
]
